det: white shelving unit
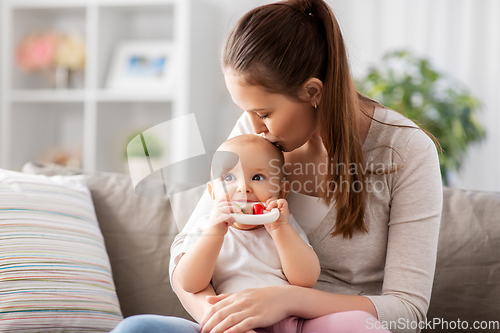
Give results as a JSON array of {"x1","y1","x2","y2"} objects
[{"x1": 0, "y1": 0, "x2": 218, "y2": 172}]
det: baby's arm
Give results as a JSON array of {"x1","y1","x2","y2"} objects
[
  {"x1": 174, "y1": 200, "x2": 238, "y2": 294},
  {"x1": 266, "y1": 199, "x2": 321, "y2": 288}
]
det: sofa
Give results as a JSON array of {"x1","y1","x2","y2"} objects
[{"x1": 2, "y1": 161, "x2": 499, "y2": 332}]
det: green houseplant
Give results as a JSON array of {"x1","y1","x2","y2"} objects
[
  {"x1": 356, "y1": 50, "x2": 486, "y2": 185},
  {"x1": 124, "y1": 129, "x2": 165, "y2": 160}
]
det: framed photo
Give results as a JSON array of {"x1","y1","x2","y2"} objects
[{"x1": 106, "y1": 41, "x2": 175, "y2": 91}]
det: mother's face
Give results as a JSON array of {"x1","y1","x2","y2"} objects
[{"x1": 224, "y1": 72, "x2": 319, "y2": 152}]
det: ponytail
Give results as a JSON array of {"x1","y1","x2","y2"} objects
[
  {"x1": 308, "y1": 0, "x2": 368, "y2": 238},
  {"x1": 223, "y1": 0, "x2": 373, "y2": 238}
]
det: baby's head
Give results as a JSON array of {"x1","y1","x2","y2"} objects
[{"x1": 208, "y1": 134, "x2": 289, "y2": 208}]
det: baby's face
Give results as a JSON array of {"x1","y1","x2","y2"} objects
[{"x1": 210, "y1": 141, "x2": 284, "y2": 206}]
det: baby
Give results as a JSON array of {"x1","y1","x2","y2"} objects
[{"x1": 174, "y1": 134, "x2": 320, "y2": 296}]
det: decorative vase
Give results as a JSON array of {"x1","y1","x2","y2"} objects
[{"x1": 53, "y1": 66, "x2": 73, "y2": 89}]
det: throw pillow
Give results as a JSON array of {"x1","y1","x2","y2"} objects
[
  {"x1": 0, "y1": 169, "x2": 122, "y2": 331},
  {"x1": 21, "y1": 161, "x2": 196, "y2": 320}
]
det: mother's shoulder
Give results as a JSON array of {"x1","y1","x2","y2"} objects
[
  {"x1": 365, "y1": 107, "x2": 422, "y2": 148},
  {"x1": 364, "y1": 107, "x2": 435, "y2": 165},
  {"x1": 375, "y1": 107, "x2": 418, "y2": 128}
]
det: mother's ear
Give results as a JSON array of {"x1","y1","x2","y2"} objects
[
  {"x1": 280, "y1": 180, "x2": 291, "y2": 199},
  {"x1": 298, "y1": 77, "x2": 323, "y2": 107}
]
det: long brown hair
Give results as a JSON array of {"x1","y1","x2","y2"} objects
[{"x1": 222, "y1": 0, "x2": 375, "y2": 238}]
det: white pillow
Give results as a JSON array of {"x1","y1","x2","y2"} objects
[{"x1": 0, "y1": 169, "x2": 122, "y2": 331}]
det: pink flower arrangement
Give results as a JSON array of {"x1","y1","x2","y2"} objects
[
  {"x1": 16, "y1": 32, "x2": 85, "y2": 72},
  {"x1": 16, "y1": 33, "x2": 60, "y2": 72}
]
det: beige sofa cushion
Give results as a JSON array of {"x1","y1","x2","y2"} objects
[
  {"x1": 22, "y1": 162, "x2": 193, "y2": 320},
  {"x1": 425, "y1": 187, "x2": 500, "y2": 332}
]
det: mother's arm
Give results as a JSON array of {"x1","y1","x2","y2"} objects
[
  {"x1": 365, "y1": 129, "x2": 443, "y2": 328},
  {"x1": 200, "y1": 286, "x2": 377, "y2": 333}
]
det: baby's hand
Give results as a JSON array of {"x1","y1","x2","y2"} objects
[
  {"x1": 207, "y1": 200, "x2": 239, "y2": 236},
  {"x1": 264, "y1": 198, "x2": 290, "y2": 234}
]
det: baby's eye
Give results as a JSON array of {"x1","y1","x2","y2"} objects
[
  {"x1": 223, "y1": 174, "x2": 236, "y2": 182},
  {"x1": 252, "y1": 174, "x2": 265, "y2": 181},
  {"x1": 256, "y1": 114, "x2": 268, "y2": 120}
]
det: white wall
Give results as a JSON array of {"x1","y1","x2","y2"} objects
[
  {"x1": 331, "y1": 0, "x2": 500, "y2": 192},
  {"x1": 192, "y1": 0, "x2": 269, "y2": 154},
  {"x1": 204, "y1": 0, "x2": 500, "y2": 191},
  {"x1": 2, "y1": 0, "x2": 497, "y2": 190}
]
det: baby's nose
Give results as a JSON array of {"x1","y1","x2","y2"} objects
[{"x1": 237, "y1": 181, "x2": 252, "y2": 193}]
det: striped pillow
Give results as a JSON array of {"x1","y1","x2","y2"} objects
[{"x1": 0, "y1": 169, "x2": 122, "y2": 331}]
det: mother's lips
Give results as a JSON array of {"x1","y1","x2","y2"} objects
[{"x1": 261, "y1": 134, "x2": 280, "y2": 147}]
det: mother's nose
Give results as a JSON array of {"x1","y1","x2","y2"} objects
[{"x1": 250, "y1": 116, "x2": 268, "y2": 135}]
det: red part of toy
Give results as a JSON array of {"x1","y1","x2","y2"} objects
[{"x1": 252, "y1": 203, "x2": 264, "y2": 215}]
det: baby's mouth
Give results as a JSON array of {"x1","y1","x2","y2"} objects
[
  {"x1": 233, "y1": 200, "x2": 264, "y2": 214},
  {"x1": 233, "y1": 199, "x2": 258, "y2": 203}
]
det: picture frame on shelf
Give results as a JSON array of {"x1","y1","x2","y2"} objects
[{"x1": 106, "y1": 41, "x2": 175, "y2": 92}]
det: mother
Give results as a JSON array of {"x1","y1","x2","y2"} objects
[{"x1": 112, "y1": 0, "x2": 442, "y2": 332}]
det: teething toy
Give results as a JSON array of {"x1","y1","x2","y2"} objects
[
  {"x1": 253, "y1": 203, "x2": 264, "y2": 215},
  {"x1": 230, "y1": 207, "x2": 280, "y2": 225}
]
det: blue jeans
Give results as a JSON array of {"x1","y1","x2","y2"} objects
[{"x1": 110, "y1": 315, "x2": 200, "y2": 333}]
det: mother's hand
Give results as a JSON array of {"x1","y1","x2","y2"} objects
[{"x1": 200, "y1": 285, "x2": 294, "y2": 333}]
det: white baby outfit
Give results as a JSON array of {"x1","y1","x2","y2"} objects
[{"x1": 180, "y1": 214, "x2": 309, "y2": 294}]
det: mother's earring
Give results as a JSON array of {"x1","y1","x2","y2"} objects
[{"x1": 313, "y1": 101, "x2": 318, "y2": 109}]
